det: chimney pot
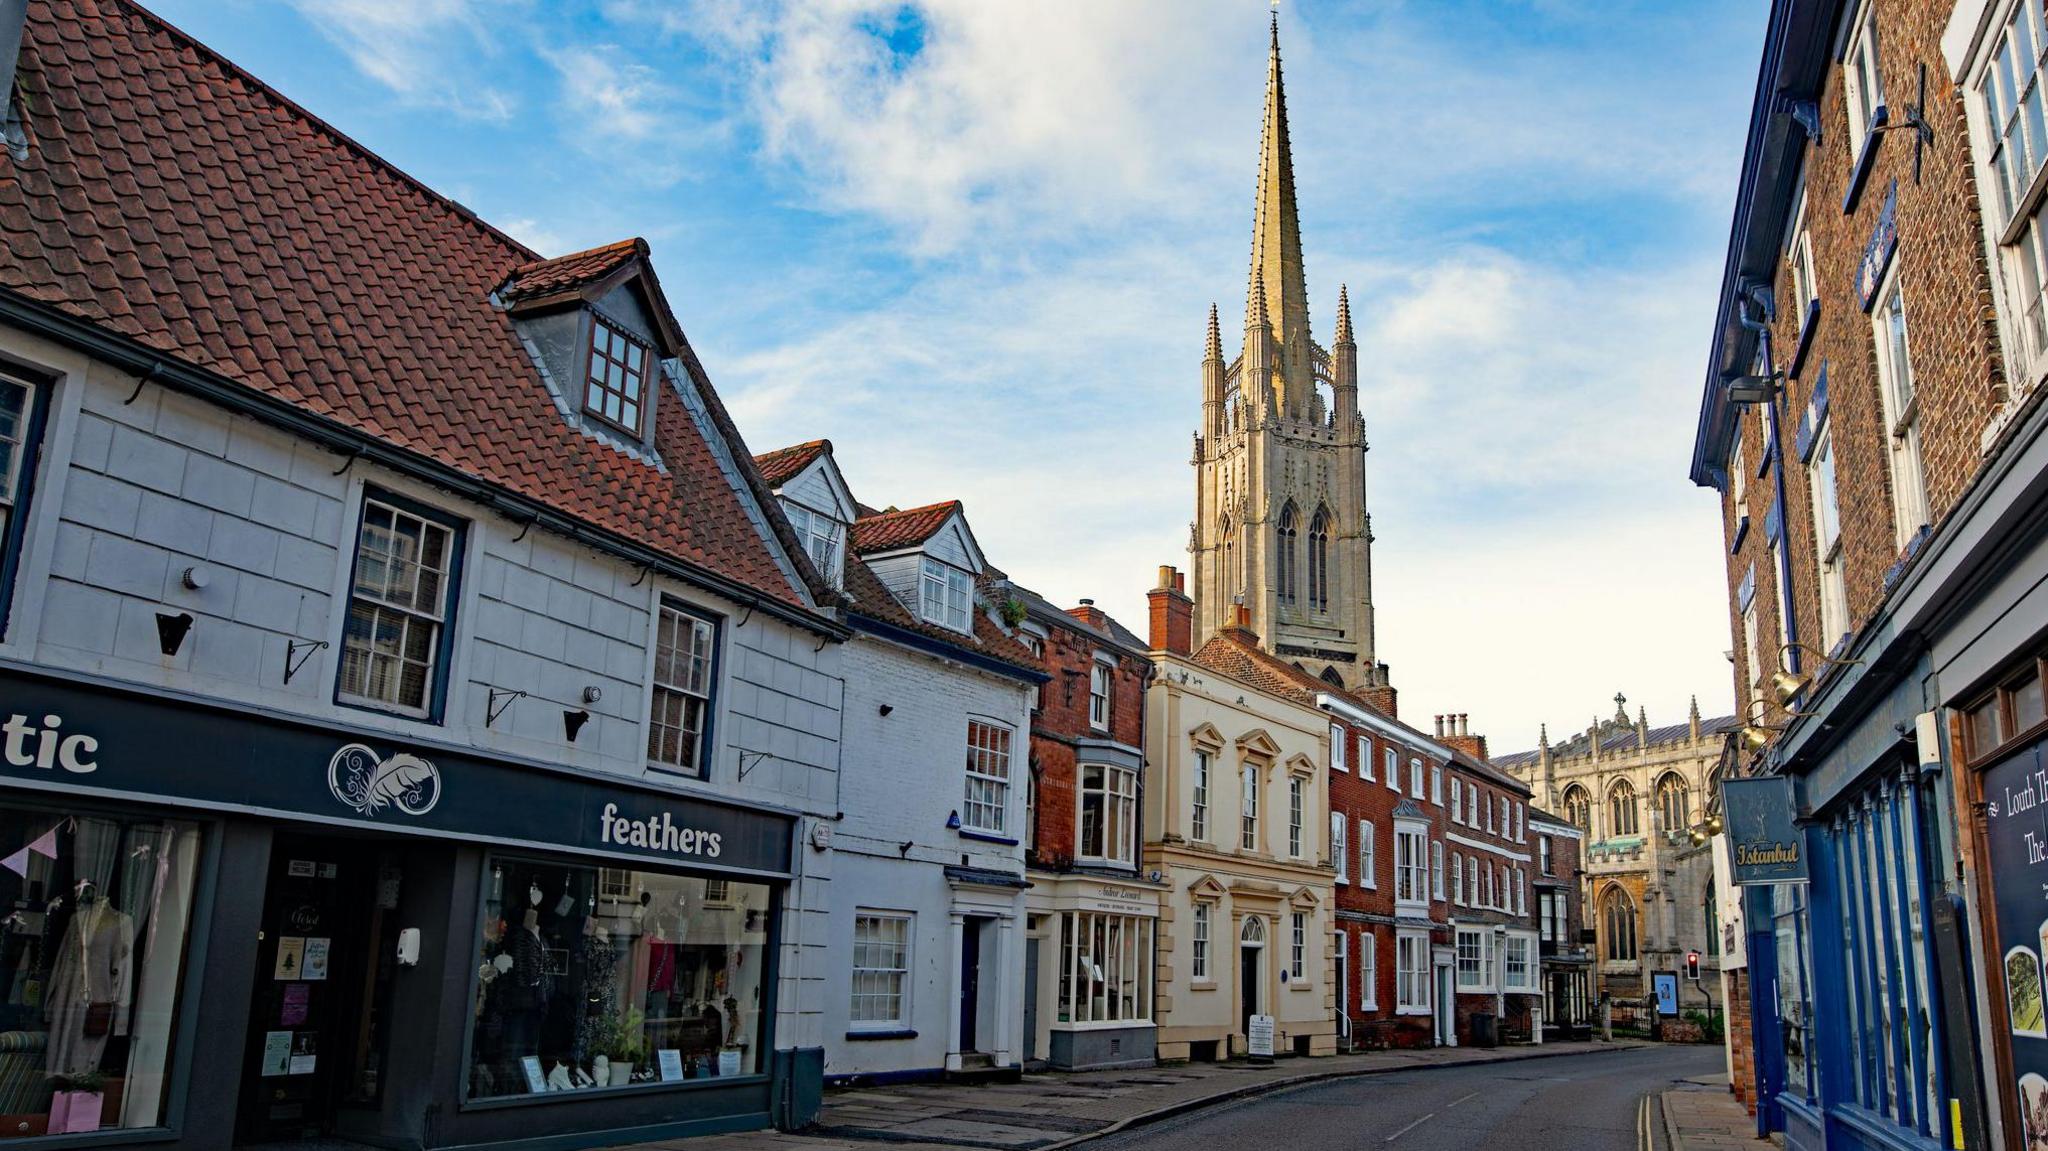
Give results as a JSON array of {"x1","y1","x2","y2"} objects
[
  {"x1": 1078, "y1": 598, "x2": 1094, "y2": 606},
  {"x1": 1148, "y1": 565, "x2": 1194, "y2": 656}
]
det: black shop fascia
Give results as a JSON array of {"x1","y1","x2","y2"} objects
[{"x1": 0, "y1": 660, "x2": 800, "y2": 1149}]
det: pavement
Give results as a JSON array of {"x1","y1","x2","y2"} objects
[
  {"x1": 1660, "y1": 1075, "x2": 1777, "y2": 1151},
  {"x1": 600, "y1": 1039, "x2": 1656, "y2": 1151}
]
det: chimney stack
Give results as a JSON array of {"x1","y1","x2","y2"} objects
[
  {"x1": 1439, "y1": 713, "x2": 1490, "y2": 763},
  {"x1": 1148, "y1": 565, "x2": 1194, "y2": 656}
]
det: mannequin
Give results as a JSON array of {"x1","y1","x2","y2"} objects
[
  {"x1": 45, "y1": 879, "x2": 133, "y2": 1077},
  {"x1": 489, "y1": 907, "x2": 551, "y2": 1090}
]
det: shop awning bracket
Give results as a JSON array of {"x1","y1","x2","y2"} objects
[
  {"x1": 486, "y1": 686, "x2": 526, "y2": 728},
  {"x1": 283, "y1": 638, "x2": 328, "y2": 685}
]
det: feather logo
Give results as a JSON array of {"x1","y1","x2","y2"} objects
[{"x1": 327, "y1": 743, "x2": 442, "y2": 818}]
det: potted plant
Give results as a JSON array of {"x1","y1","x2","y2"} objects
[
  {"x1": 603, "y1": 1011, "x2": 645, "y2": 1086},
  {"x1": 47, "y1": 1070, "x2": 105, "y2": 1134}
]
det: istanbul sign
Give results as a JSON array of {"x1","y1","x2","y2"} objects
[{"x1": 1721, "y1": 774, "x2": 1808, "y2": 885}]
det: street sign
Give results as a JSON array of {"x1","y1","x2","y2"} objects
[{"x1": 1721, "y1": 775, "x2": 1809, "y2": 884}]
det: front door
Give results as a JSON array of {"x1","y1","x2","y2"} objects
[
  {"x1": 1023, "y1": 936, "x2": 1039, "y2": 1063},
  {"x1": 1335, "y1": 931, "x2": 1349, "y2": 1043},
  {"x1": 1434, "y1": 963, "x2": 1456, "y2": 1046},
  {"x1": 959, "y1": 918, "x2": 982, "y2": 1053},
  {"x1": 237, "y1": 835, "x2": 396, "y2": 1143},
  {"x1": 1239, "y1": 944, "x2": 1261, "y2": 1038}
]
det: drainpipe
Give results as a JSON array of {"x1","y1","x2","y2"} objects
[{"x1": 1736, "y1": 282, "x2": 1802, "y2": 684}]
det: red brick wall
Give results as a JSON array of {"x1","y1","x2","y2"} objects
[{"x1": 1025, "y1": 611, "x2": 1147, "y2": 866}]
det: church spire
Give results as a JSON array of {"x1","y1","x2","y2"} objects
[
  {"x1": 1246, "y1": 12, "x2": 1312, "y2": 406},
  {"x1": 1334, "y1": 283, "x2": 1353, "y2": 344},
  {"x1": 1205, "y1": 302, "x2": 1222, "y2": 362}
]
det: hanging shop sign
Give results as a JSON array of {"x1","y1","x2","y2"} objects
[
  {"x1": 1979, "y1": 739, "x2": 2048, "y2": 1115},
  {"x1": 1721, "y1": 775, "x2": 1808, "y2": 885},
  {"x1": 0, "y1": 666, "x2": 792, "y2": 877},
  {"x1": 1856, "y1": 179, "x2": 1899, "y2": 312}
]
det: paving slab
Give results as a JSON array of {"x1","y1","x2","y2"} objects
[{"x1": 1662, "y1": 1079, "x2": 1779, "y2": 1151}]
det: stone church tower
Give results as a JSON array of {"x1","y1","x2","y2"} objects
[{"x1": 1189, "y1": 17, "x2": 1390, "y2": 699}]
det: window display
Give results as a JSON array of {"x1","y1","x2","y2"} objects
[
  {"x1": 468, "y1": 859, "x2": 769, "y2": 1099},
  {"x1": 0, "y1": 805, "x2": 202, "y2": 1137}
]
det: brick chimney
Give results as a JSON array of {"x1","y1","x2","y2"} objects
[
  {"x1": 1066, "y1": 597, "x2": 1107, "y2": 632},
  {"x1": 1356, "y1": 660, "x2": 1398, "y2": 719},
  {"x1": 1148, "y1": 566, "x2": 1193, "y2": 656},
  {"x1": 1439, "y1": 712, "x2": 1490, "y2": 762},
  {"x1": 1221, "y1": 602, "x2": 1259, "y2": 644}
]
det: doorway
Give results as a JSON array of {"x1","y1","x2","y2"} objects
[
  {"x1": 1238, "y1": 915, "x2": 1265, "y2": 1039},
  {"x1": 1023, "y1": 935, "x2": 1039, "y2": 1063},
  {"x1": 1334, "y1": 930, "x2": 1349, "y2": 1044},
  {"x1": 959, "y1": 918, "x2": 984, "y2": 1054},
  {"x1": 1433, "y1": 960, "x2": 1456, "y2": 1046},
  {"x1": 237, "y1": 833, "x2": 401, "y2": 1143}
]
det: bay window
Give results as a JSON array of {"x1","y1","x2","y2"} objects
[
  {"x1": 1078, "y1": 763, "x2": 1137, "y2": 864},
  {"x1": 1503, "y1": 932, "x2": 1538, "y2": 993},
  {"x1": 1976, "y1": 0, "x2": 2048, "y2": 374}
]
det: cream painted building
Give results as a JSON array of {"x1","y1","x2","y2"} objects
[
  {"x1": 1143, "y1": 576, "x2": 1337, "y2": 1061},
  {"x1": 1494, "y1": 695, "x2": 1735, "y2": 1010}
]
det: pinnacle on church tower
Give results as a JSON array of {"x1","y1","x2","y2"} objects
[
  {"x1": 1205, "y1": 302, "x2": 1222, "y2": 361},
  {"x1": 1335, "y1": 283, "x2": 1353, "y2": 344}
]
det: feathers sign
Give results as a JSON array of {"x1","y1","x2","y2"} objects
[{"x1": 326, "y1": 744, "x2": 442, "y2": 818}]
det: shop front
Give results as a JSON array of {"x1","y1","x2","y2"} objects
[
  {"x1": 0, "y1": 663, "x2": 797, "y2": 1149},
  {"x1": 1024, "y1": 877, "x2": 1163, "y2": 1070}
]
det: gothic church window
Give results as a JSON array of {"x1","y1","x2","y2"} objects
[
  {"x1": 1609, "y1": 779, "x2": 1639, "y2": 838},
  {"x1": 1657, "y1": 773, "x2": 1690, "y2": 834},
  {"x1": 1602, "y1": 886, "x2": 1638, "y2": 962},
  {"x1": 1277, "y1": 504, "x2": 1298, "y2": 605},
  {"x1": 1561, "y1": 785, "x2": 1591, "y2": 833},
  {"x1": 1308, "y1": 508, "x2": 1331, "y2": 612}
]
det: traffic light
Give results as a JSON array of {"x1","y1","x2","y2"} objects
[{"x1": 1686, "y1": 950, "x2": 1702, "y2": 980}]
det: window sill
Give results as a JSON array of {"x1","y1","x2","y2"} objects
[
  {"x1": 1842, "y1": 105, "x2": 1888, "y2": 214},
  {"x1": 1191, "y1": 980, "x2": 1218, "y2": 990},
  {"x1": 846, "y1": 1029, "x2": 918, "y2": 1042},
  {"x1": 1395, "y1": 1005, "x2": 1432, "y2": 1017},
  {"x1": 336, "y1": 694, "x2": 440, "y2": 725},
  {"x1": 959, "y1": 829, "x2": 1019, "y2": 846},
  {"x1": 645, "y1": 761, "x2": 711, "y2": 783}
]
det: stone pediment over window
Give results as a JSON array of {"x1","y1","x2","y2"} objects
[
  {"x1": 1284, "y1": 752, "x2": 1317, "y2": 778},
  {"x1": 1288, "y1": 886, "x2": 1320, "y2": 909},
  {"x1": 1187, "y1": 874, "x2": 1229, "y2": 900},
  {"x1": 1392, "y1": 798, "x2": 1428, "y2": 820},
  {"x1": 1188, "y1": 722, "x2": 1226, "y2": 753},
  {"x1": 498, "y1": 238, "x2": 685, "y2": 462},
  {"x1": 1235, "y1": 727, "x2": 1282, "y2": 759}
]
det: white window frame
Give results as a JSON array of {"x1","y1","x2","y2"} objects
[
  {"x1": 1732, "y1": 436, "x2": 1748, "y2": 514},
  {"x1": 1089, "y1": 659, "x2": 1114, "y2": 731},
  {"x1": 1451, "y1": 777, "x2": 1464, "y2": 823},
  {"x1": 1191, "y1": 901, "x2": 1213, "y2": 982},
  {"x1": 647, "y1": 598, "x2": 718, "y2": 776},
  {"x1": 782, "y1": 500, "x2": 845, "y2": 589},
  {"x1": 1843, "y1": 1, "x2": 1886, "y2": 159},
  {"x1": 1360, "y1": 738, "x2": 1375, "y2": 781},
  {"x1": 850, "y1": 911, "x2": 912, "y2": 1029},
  {"x1": 1871, "y1": 268, "x2": 1930, "y2": 546},
  {"x1": 1359, "y1": 928, "x2": 1380, "y2": 1011},
  {"x1": 1077, "y1": 762, "x2": 1138, "y2": 865},
  {"x1": 1431, "y1": 841, "x2": 1445, "y2": 902},
  {"x1": 1456, "y1": 927, "x2": 1495, "y2": 992},
  {"x1": 1503, "y1": 931, "x2": 1540, "y2": 994},
  {"x1": 1970, "y1": 0, "x2": 2048, "y2": 387},
  {"x1": 919, "y1": 556, "x2": 975, "y2": 633},
  {"x1": 1430, "y1": 762, "x2": 1443, "y2": 805},
  {"x1": 1241, "y1": 761, "x2": 1261, "y2": 852},
  {"x1": 1787, "y1": 180, "x2": 1818, "y2": 334},
  {"x1": 1514, "y1": 802, "x2": 1524, "y2": 843},
  {"x1": 1540, "y1": 835, "x2": 1554, "y2": 876},
  {"x1": 339, "y1": 494, "x2": 460, "y2": 718},
  {"x1": 1288, "y1": 775, "x2": 1306, "y2": 858},
  {"x1": 1332, "y1": 814, "x2": 1348, "y2": 884},
  {"x1": 1743, "y1": 599, "x2": 1765, "y2": 707},
  {"x1": 1452, "y1": 851, "x2": 1464, "y2": 905},
  {"x1": 962, "y1": 719, "x2": 1013, "y2": 835},
  {"x1": 1060, "y1": 911, "x2": 1154, "y2": 1025},
  {"x1": 1396, "y1": 930, "x2": 1431, "y2": 1015},
  {"x1": 1409, "y1": 757, "x2": 1425, "y2": 796},
  {"x1": 1330, "y1": 724, "x2": 1348, "y2": 774},
  {"x1": 1466, "y1": 856, "x2": 1478, "y2": 906},
  {"x1": 1018, "y1": 627, "x2": 1046, "y2": 712},
  {"x1": 1359, "y1": 819, "x2": 1377, "y2": 890},
  {"x1": 1191, "y1": 748, "x2": 1211, "y2": 841},
  {"x1": 1394, "y1": 820, "x2": 1429, "y2": 910},
  {"x1": 1384, "y1": 747, "x2": 1399, "y2": 791},
  {"x1": 1289, "y1": 912, "x2": 1307, "y2": 983}
]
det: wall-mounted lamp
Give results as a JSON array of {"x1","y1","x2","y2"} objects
[
  {"x1": 582, "y1": 686, "x2": 603, "y2": 705},
  {"x1": 945, "y1": 810, "x2": 961, "y2": 830},
  {"x1": 180, "y1": 566, "x2": 211, "y2": 591},
  {"x1": 1724, "y1": 372, "x2": 1782, "y2": 404},
  {"x1": 155, "y1": 612, "x2": 194, "y2": 657},
  {"x1": 564, "y1": 710, "x2": 591, "y2": 742}
]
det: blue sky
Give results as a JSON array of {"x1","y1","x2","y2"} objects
[{"x1": 152, "y1": 0, "x2": 1767, "y2": 750}]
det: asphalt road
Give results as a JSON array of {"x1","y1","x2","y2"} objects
[{"x1": 1085, "y1": 1045, "x2": 1723, "y2": 1151}]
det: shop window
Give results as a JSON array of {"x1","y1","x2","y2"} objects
[
  {"x1": 648, "y1": 600, "x2": 718, "y2": 777},
  {"x1": 1078, "y1": 764, "x2": 1137, "y2": 865},
  {"x1": 0, "y1": 369, "x2": 48, "y2": 639},
  {"x1": 0, "y1": 804, "x2": 203, "y2": 1132},
  {"x1": 338, "y1": 492, "x2": 462, "y2": 719},
  {"x1": 961, "y1": 720, "x2": 1013, "y2": 835},
  {"x1": 850, "y1": 913, "x2": 911, "y2": 1030},
  {"x1": 470, "y1": 858, "x2": 768, "y2": 1097},
  {"x1": 1060, "y1": 912, "x2": 1152, "y2": 1024}
]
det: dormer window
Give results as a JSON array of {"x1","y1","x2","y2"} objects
[
  {"x1": 919, "y1": 557, "x2": 973, "y2": 633},
  {"x1": 783, "y1": 501, "x2": 844, "y2": 588},
  {"x1": 585, "y1": 315, "x2": 650, "y2": 435}
]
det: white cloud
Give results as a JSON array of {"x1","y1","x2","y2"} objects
[
  {"x1": 543, "y1": 44, "x2": 680, "y2": 144},
  {"x1": 282, "y1": 0, "x2": 516, "y2": 120}
]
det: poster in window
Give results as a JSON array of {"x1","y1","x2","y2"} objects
[
  {"x1": 658, "y1": 1049, "x2": 684, "y2": 1082},
  {"x1": 259, "y1": 1031, "x2": 292, "y2": 1076},
  {"x1": 302, "y1": 937, "x2": 330, "y2": 981},
  {"x1": 1979, "y1": 738, "x2": 2048, "y2": 1121},
  {"x1": 280, "y1": 983, "x2": 310, "y2": 1026},
  {"x1": 273, "y1": 936, "x2": 305, "y2": 980}
]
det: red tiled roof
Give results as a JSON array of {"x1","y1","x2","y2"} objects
[
  {"x1": 753, "y1": 440, "x2": 832, "y2": 489},
  {"x1": 0, "y1": 0, "x2": 808, "y2": 610},
  {"x1": 851, "y1": 501, "x2": 961, "y2": 554},
  {"x1": 500, "y1": 239, "x2": 644, "y2": 305}
]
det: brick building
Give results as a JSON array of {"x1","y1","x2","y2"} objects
[
  {"x1": 1527, "y1": 809, "x2": 1591, "y2": 1038},
  {"x1": 1688, "y1": 0, "x2": 2048, "y2": 1146},
  {"x1": 1436, "y1": 729, "x2": 1541, "y2": 1047},
  {"x1": 1009, "y1": 584, "x2": 1162, "y2": 1070}
]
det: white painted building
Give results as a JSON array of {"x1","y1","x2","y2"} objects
[
  {"x1": 756, "y1": 441, "x2": 1040, "y2": 1082},
  {"x1": 0, "y1": 6, "x2": 853, "y2": 1142}
]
